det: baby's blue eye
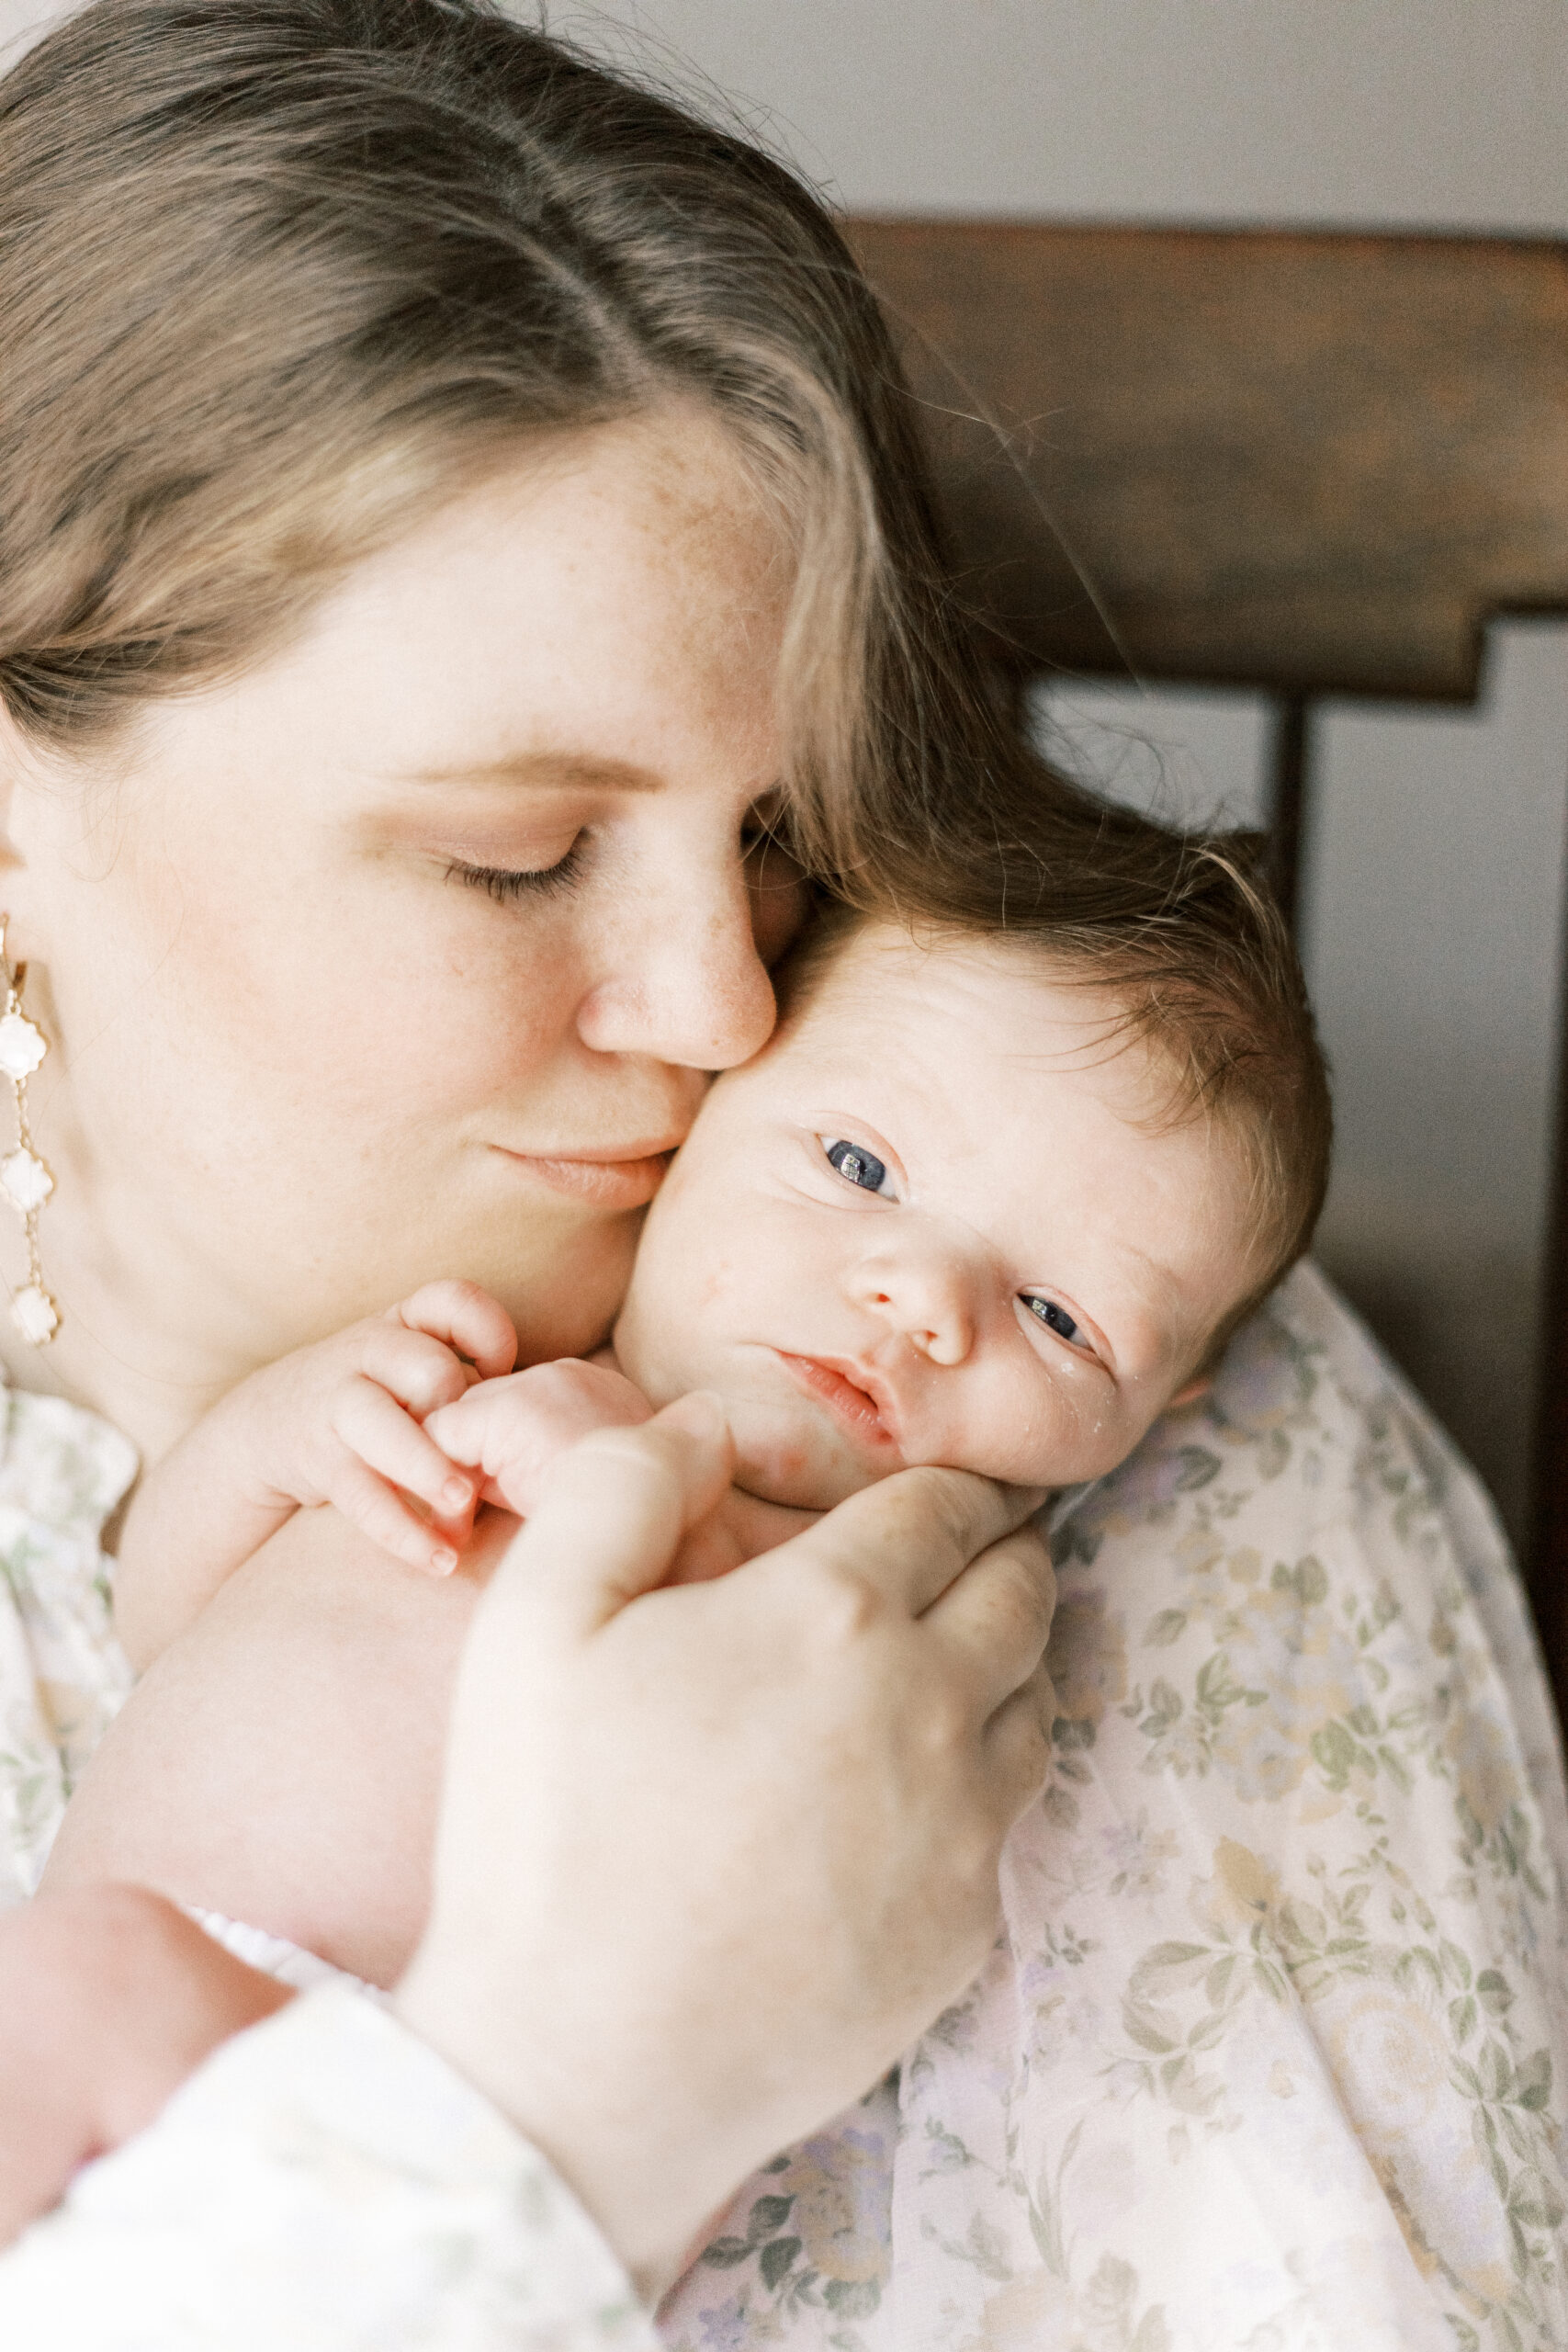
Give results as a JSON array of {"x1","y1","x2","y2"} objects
[
  {"x1": 825, "y1": 1138, "x2": 888, "y2": 1194},
  {"x1": 1026, "y1": 1295, "x2": 1085, "y2": 1347}
]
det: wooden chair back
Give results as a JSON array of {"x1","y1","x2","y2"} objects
[{"x1": 842, "y1": 219, "x2": 1568, "y2": 1700}]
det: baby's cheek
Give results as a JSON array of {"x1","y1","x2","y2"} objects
[
  {"x1": 615, "y1": 1255, "x2": 734, "y2": 1406},
  {"x1": 961, "y1": 1369, "x2": 1115, "y2": 1488}
]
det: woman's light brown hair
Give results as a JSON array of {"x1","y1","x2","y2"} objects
[
  {"x1": 0, "y1": 0, "x2": 1012, "y2": 880},
  {"x1": 0, "y1": 0, "x2": 1330, "y2": 1316}
]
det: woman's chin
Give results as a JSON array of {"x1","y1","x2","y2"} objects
[{"x1": 457, "y1": 1205, "x2": 642, "y2": 1366}]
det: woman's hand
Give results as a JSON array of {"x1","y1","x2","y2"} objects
[
  {"x1": 394, "y1": 1394, "x2": 1055, "y2": 2298},
  {"x1": 0, "y1": 1886, "x2": 290, "y2": 2248}
]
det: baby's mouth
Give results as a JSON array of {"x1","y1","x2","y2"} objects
[{"x1": 775, "y1": 1353, "x2": 900, "y2": 1449}]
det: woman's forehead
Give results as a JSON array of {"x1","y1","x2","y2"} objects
[{"x1": 108, "y1": 417, "x2": 792, "y2": 805}]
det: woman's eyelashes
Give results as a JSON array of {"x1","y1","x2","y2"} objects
[
  {"x1": 822, "y1": 1136, "x2": 895, "y2": 1197},
  {"x1": 1022, "y1": 1293, "x2": 1098, "y2": 1357},
  {"x1": 445, "y1": 837, "x2": 585, "y2": 902}
]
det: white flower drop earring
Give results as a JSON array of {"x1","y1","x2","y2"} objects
[{"x1": 0, "y1": 921, "x2": 58, "y2": 1344}]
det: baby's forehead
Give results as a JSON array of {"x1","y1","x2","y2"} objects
[
  {"x1": 771, "y1": 918, "x2": 1259, "y2": 1211},
  {"x1": 776, "y1": 922, "x2": 1162, "y2": 1102}
]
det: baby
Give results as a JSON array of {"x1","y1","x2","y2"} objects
[{"x1": 45, "y1": 854, "x2": 1330, "y2": 1995}]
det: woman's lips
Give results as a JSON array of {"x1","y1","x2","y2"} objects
[
  {"x1": 776, "y1": 1353, "x2": 900, "y2": 1448},
  {"x1": 491, "y1": 1146, "x2": 676, "y2": 1208}
]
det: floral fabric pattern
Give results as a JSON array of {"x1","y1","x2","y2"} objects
[
  {"x1": 660, "y1": 1264, "x2": 1568, "y2": 2352},
  {"x1": 0, "y1": 1382, "x2": 136, "y2": 1905}
]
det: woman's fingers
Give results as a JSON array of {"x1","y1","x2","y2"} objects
[
  {"x1": 919, "y1": 1521, "x2": 1056, "y2": 1719},
  {"x1": 980, "y1": 1659, "x2": 1059, "y2": 1833},
  {"x1": 764, "y1": 1464, "x2": 1043, "y2": 1618}
]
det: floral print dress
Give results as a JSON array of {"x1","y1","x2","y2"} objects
[
  {"x1": 659, "y1": 1266, "x2": 1568, "y2": 2351},
  {"x1": 0, "y1": 1264, "x2": 1564, "y2": 2350}
]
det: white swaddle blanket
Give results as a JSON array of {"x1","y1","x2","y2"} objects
[{"x1": 185, "y1": 1905, "x2": 382, "y2": 2001}]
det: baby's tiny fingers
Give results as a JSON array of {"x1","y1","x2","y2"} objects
[
  {"x1": 392, "y1": 1281, "x2": 518, "y2": 1380},
  {"x1": 355, "y1": 1323, "x2": 472, "y2": 1417},
  {"x1": 420, "y1": 1386, "x2": 488, "y2": 1471},
  {"x1": 332, "y1": 1375, "x2": 475, "y2": 1521},
  {"x1": 323, "y1": 1452, "x2": 461, "y2": 1577}
]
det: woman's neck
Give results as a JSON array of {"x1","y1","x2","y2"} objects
[{"x1": 0, "y1": 1203, "x2": 243, "y2": 1472}]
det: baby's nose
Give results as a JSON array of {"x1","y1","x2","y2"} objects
[{"x1": 854, "y1": 1257, "x2": 973, "y2": 1366}]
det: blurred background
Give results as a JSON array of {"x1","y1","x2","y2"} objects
[{"x1": 5, "y1": 0, "x2": 1567, "y2": 1554}]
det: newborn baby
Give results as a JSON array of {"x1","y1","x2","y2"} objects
[{"x1": 46, "y1": 891, "x2": 1329, "y2": 1990}]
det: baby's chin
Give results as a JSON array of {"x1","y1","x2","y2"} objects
[
  {"x1": 731, "y1": 1449, "x2": 885, "y2": 1512},
  {"x1": 702, "y1": 1392, "x2": 894, "y2": 1512}
]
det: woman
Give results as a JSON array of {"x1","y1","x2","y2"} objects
[
  {"x1": 0, "y1": 0, "x2": 1058, "y2": 2328},
  {"x1": 0, "y1": 6, "x2": 1564, "y2": 2347}
]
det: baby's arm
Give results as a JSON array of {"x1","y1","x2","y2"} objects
[{"x1": 114, "y1": 1281, "x2": 518, "y2": 1672}]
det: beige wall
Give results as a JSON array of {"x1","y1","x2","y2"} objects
[{"x1": 565, "y1": 0, "x2": 1568, "y2": 232}]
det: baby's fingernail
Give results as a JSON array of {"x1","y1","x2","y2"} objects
[
  {"x1": 432, "y1": 1545, "x2": 459, "y2": 1575},
  {"x1": 442, "y1": 1477, "x2": 471, "y2": 1509}
]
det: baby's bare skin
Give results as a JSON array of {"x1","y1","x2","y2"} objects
[
  {"x1": 46, "y1": 1507, "x2": 503, "y2": 1987},
  {"x1": 47, "y1": 1479, "x2": 812, "y2": 1987}
]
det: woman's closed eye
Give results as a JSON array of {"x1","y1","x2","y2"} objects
[
  {"x1": 446, "y1": 836, "x2": 585, "y2": 903},
  {"x1": 822, "y1": 1137, "x2": 896, "y2": 1198}
]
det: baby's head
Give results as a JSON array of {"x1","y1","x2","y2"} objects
[{"x1": 615, "y1": 826, "x2": 1329, "y2": 1510}]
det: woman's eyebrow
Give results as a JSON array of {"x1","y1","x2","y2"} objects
[{"x1": 401, "y1": 752, "x2": 664, "y2": 792}]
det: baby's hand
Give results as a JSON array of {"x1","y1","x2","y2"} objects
[
  {"x1": 236, "y1": 1279, "x2": 519, "y2": 1577},
  {"x1": 423, "y1": 1359, "x2": 653, "y2": 1520}
]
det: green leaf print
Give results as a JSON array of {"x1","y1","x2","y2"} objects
[
  {"x1": 759, "y1": 2237, "x2": 802, "y2": 2290},
  {"x1": 746, "y1": 2196, "x2": 795, "y2": 2240}
]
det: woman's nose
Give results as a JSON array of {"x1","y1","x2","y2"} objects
[
  {"x1": 575, "y1": 864, "x2": 779, "y2": 1071},
  {"x1": 852, "y1": 1251, "x2": 975, "y2": 1367}
]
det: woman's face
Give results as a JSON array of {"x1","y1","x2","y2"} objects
[{"x1": 5, "y1": 408, "x2": 799, "y2": 1411}]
